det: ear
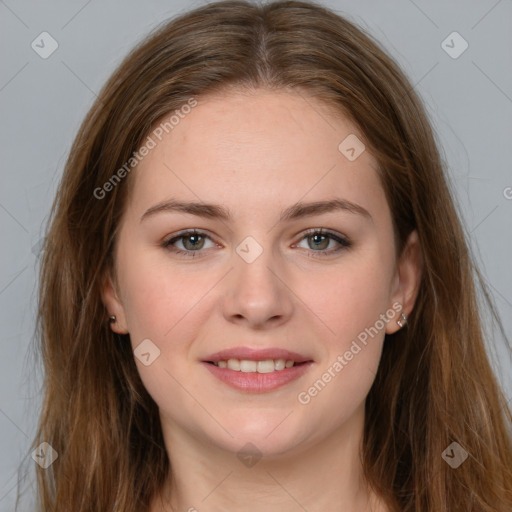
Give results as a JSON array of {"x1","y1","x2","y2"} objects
[
  {"x1": 386, "y1": 229, "x2": 423, "y2": 334},
  {"x1": 101, "y1": 270, "x2": 129, "y2": 335}
]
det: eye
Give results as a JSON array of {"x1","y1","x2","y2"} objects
[
  {"x1": 162, "y1": 229, "x2": 216, "y2": 258},
  {"x1": 162, "y1": 228, "x2": 352, "y2": 258},
  {"x1": 294, "y1": 228, "x2": 352, "y2": 257}
]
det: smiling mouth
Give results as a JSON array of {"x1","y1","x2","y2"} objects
[{"x1": 205, "y1": 358, "x2": 310, "y2": 373}]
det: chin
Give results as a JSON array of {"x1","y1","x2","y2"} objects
[{"x1": 196, "y1": 410, "x2": 314, "y2": 459}]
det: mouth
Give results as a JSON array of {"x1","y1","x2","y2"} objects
[{"x1": 201, "y1": 347, "x2": 314, "y2": 392}]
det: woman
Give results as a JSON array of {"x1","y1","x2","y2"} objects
[{"x1": 26, "y1": 1, "x2": 512, "y2": 510}]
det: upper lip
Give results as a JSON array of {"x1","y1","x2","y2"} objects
[{"x1": 203, "y1": 347, "x2": 313, "y2": 363}]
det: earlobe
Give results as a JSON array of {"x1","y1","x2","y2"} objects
[
  {"x1": 101, "y1": 271, "x2": 129, "y2": 334},
  {"x1": 386, "y1": 229, "x2": 423, "y2": 334}
]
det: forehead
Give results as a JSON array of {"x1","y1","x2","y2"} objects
[{"x1": 126, "y1": 88, "x2": 386, "y2": 223}]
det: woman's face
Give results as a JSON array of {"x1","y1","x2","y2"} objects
[{"x1": 103, "y1": 88, "x2": 421, "y2": 457}]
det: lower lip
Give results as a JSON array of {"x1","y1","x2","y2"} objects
[{"x1": 202, "y1": 362, "x2": 313, "y2": 393}]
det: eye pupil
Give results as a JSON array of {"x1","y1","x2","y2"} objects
[
  {"x1": 309, "y1": 233, "x2": 329, "y2": 250},
  {"x1": 183, "y1": 233, "x2": 204, "y2": 250}
]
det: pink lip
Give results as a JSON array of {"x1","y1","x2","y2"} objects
[
  {"x1": 202, "y1": 361, "x2": 313, "y2": 393},
  {"x1": 203, "y1": 347, "x2": 312, "y2": 364},
  {"x1": 201, "y1": 346, "x2": 314, "y2": 393}
]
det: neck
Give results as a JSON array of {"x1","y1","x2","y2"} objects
[{"x1": 150, "y1": 403, "x2": 388, "y2": 512}]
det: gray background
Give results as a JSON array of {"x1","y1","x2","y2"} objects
[{"x1": 1, "y1": 0, "x2": 511, "y2": 509}]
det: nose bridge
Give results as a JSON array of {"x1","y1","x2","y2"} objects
[{"x1": 222, "y1": 233, "x2": 292, "y2": 326}]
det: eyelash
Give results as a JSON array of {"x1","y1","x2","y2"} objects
[{"x1": 162, "y1": 228, "x2": 352, "y2": 259}]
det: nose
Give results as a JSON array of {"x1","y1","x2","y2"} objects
[{"x1": 222, "y1": 245, "x2": 294, "y2": 329}]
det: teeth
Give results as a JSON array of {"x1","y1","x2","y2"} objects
[
  {"x1": 240, "y1": 360, "x2": 257, "y2": 373},
  {"x1": 274, "y1": 359, "x2": 286, "y2": 371},
  {"x1": 227, "y1": 359, "x2": 240, "y2": 371},
  {"x1": 216, "y1": 358, "x2": 295, "y2": 373},
  {"x1": 257, "y1": 360, "x2": 275, "y2": 373}
]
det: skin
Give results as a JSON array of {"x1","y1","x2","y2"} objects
[{"x1": 102, "y1": 87, "x2": 422, "y2": 512}]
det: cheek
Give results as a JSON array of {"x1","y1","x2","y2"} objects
[
  {"x1": 293, "y1": 249, "x2": 395, "y2": 429},
  {"x1": 117, "y1": 255, "x2": 212, "y2": 425},
  {"x1": 298, "y1": 252, "x2": 394, "y2": 347},
  {"x1": 118, "y1": 249, "x2": 208, "y2": 342},
  {"x1": 295, "y1": 266, "x2": 390, "y2": 433},
  {"x1": 116, "y1": 249, "x2": 219, "y2": 393},
  {"x1": 291, "y1": 250, "x2": 393, "y2": 406}
]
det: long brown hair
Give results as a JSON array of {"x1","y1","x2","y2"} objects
[{"x1": 19, "y1": 1, "x2": 512, "y2": 510}]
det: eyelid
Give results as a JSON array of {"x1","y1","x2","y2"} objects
[
  {"x1": 162, "y1": 228, "x2": 215, "y2": 242},
  {"x1": 293, "y1": 228, "x2": 351, "y2": 256},
  {"x1": 299, "y1": 227, "x2": 350, "y2": 243},
  {"x1": 162, "y1": 228, "x2": 218, "y2": 249}
]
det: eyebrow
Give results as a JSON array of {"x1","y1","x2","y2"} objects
[{"x1": 140, "y1": 197, "x2": 372, "y2": 223}]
